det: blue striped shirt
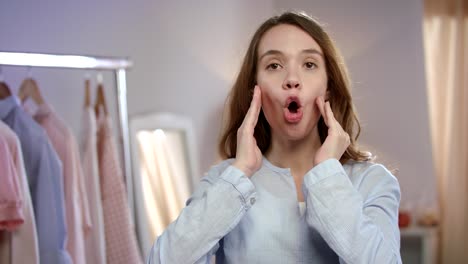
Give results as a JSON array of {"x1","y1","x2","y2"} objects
[{"x1": 147, "y1": 157, "x2": 401, "y2": 263}]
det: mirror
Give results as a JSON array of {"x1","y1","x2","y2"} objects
[{"x1": 129, "y1": 112, "x2": 199, "y2": 256}]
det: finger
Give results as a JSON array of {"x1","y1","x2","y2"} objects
[
  {"x1": 325, "y1": 101, "x2": 342, "y2": 130},
  {"x1": 325, "y1": 101, "x2": 336, "y2": 128},
  {"x1": 241, "y1": 86, "x2": 261, "y2": 129},
  {"x1": 316, "y1": 96, "x2": 328, "y2": 127},
  {"x1": 251, "y1": 86, "x2": 262, "y2": 126}
]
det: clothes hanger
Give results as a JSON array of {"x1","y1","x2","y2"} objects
[
  {"x1": 94, "y1": 72, "x2": 108, "y2": 116},
  {"x1": 18, "y1": 67, "x2": 45, "y2": 105},
  {"x1": 0, "y1": 82, "x2": 12, "y2": 99},
  {"x1": 0, "y1": 67, "x2": 12, "y2": 99},
  {"x1": 84, "y1": 74, "x2": 91, "y2": 108}
]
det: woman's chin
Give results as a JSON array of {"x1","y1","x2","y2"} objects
[{"x1": 281, "y1": 127, "x2": 312, "y2": 142}]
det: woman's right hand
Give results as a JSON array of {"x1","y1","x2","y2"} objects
[{"x1": 232, "y1": 85, "x2": 263, "y2": 178}]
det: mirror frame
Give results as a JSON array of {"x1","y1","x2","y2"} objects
[{"x1": 129, "y1": 112, "x2": 200, "y2": 255}]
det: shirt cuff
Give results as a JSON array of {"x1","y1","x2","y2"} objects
[
  {"x1": 0, "y1": 201, "x2": 24, "y2": 231},
  {"x1": 304, "y1": 158, "x2": 346, "y2": 186},
  {"x1": 219, "y1": 165, "x2": 257, "y2": 209}
]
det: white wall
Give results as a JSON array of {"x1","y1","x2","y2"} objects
[
  {"x1": 272, "y1": 0, "x2": 436, "y2": 208},
  {"x1": 0, "y1": 0, "x2": 435, "y2": 210}
]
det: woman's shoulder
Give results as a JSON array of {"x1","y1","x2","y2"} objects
[
  {"x1": 187, "y1": 158, "x2": 237, "y2": 204},
  {"x1": 202, "y1": 158, "x2": 236, "y2": 182},
  {"x1": 344, "y1": 159, "x2": 400, "y2": 195},
  {"x1": 344, "y1": 159, "x2": 394, "y2": 177}
]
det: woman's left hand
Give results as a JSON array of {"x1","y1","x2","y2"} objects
[{"x1": 314, "y1": 96, "x2": 351, "y2": 166}]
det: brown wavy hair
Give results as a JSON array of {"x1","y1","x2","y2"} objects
[{"x1": 218, "y1": 11, "x2": 372, "y2": 164}]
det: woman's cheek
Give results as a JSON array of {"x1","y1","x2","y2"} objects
[
  {"x1": 256, "y1": 75, "x2": 267, "y2": 89},
  {"x1": 261, "y1": 90, "x2": 280, "y2": 122},
  {"x1": 261, "y1": 90, "x2": 274, "y2": 110}
]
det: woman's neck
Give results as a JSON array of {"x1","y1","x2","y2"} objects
[{"x1": 265, "y1": 129, "x2": 322, "y2": 178}]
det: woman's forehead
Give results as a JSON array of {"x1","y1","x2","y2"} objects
[{"x1": 257, "y1": 24, "x2": 323, "y2": 56}]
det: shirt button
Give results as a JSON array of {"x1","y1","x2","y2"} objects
[{"x1": 250, "y1": 197, "x2": 256, "y2": 205}]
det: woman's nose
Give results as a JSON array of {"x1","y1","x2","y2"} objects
[
  {"x1": 285, "y1": 80, "x2": 300, "y2": 89},
  {"x1": 283, "y1": 73, "x2": 301, "y2": 90}
]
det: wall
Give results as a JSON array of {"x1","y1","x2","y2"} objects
[
  {"x1": 272, "y1": 0, "x2": 436, "y2": 208},
  {"x1": 0, "y1": 0, "x2": 435, "y2": 211}
]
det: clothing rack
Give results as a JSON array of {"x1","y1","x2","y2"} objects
[{"x1": 0, "y1": 51, "x2": 135, "y2": 217}]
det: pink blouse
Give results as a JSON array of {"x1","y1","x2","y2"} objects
[
  {"x1": 0, "y1": 135, "x2": 23, "y2": 231},
  {"x1": 34, "y1": 104, "x2": 92, "y2": 264},
  {"x1": 0, "y1": 121, "x2": 40, "y2": 264},
  {"x1": 97, "y1": 111, "x2": 142, "y2": 264}
]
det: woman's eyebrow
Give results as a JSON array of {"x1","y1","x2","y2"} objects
[
  {"x1": 259, "y1": 49, "x2": 324, "y2": 62},
  {"x1": 302, "y1": 49, "x2": 324, "y2": 58},
  {"x1": 258, "y1": 50, "x2": 283, "y2": 62}
]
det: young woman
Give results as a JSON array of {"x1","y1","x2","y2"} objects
[{"x1": 147, "y1": 11, "x2": 401, "y2": 264}]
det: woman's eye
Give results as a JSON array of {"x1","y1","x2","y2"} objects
[
  {"x1": 305, "y1": 62, "x2": 317, "y2": 69},
  {"x1": 266, "y1": 63, "x2": 281, "y2": 70}
]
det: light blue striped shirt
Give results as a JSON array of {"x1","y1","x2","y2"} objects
[{"x1": 147, "y1": 157, "x2": 401, "y2": 263}]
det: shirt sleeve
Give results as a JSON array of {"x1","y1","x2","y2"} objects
[
  {"x1": 302, "y1": 159, "x2": 402, "y2": 264},
  {"x1": 0, "y1": 137, "x2": 24, "y2": 231},
  {"x1": 146, "y1": 163, "x2": 257, "y2": 264}
]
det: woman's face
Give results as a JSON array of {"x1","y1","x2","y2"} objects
[{"x1": 256, "y1": 24, "x2": 328, "y2": 141}]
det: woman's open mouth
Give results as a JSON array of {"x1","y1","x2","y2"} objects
[{"x1": 283, "y1": 96, "x2": 303, "y2": 123}]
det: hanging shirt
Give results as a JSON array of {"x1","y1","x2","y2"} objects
[
  {"x1": 33, "y1": 103, "x2": 92, "y2": 264},
  {"x1": 147, "y1": 158, "x2": 402, "y2": 264},
  {"x1": 97, "y1": 111, "x2": 143, "y2": 264},
  {"x1": 0, "y1": 96, "x2": 72, "y2": 264},
  {"x1": 0, "y1": 135, "x2": 23, "y2": 231},
  {"x1": 80, "y1": 106, "x2": 106, "y2": 264},
  {"x1": 0, "y1": 121, "x2": 40, "y2": 264}
]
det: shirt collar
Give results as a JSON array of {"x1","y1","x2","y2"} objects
[
  {"x1": 262, "y1": 156, "x2": 291, "y2": 174},
  {"x1": 0, "y1": 96, "x2": 21, "y2": 121}
]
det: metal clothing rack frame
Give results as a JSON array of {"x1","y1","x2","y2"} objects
[{"x1": 0, "y1": 51, "x2": 135, "y2": 216}]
